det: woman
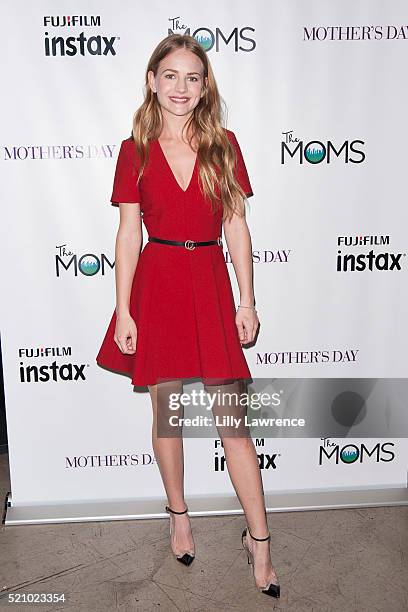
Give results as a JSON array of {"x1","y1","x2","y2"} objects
[{"x1": 96, "y1": 34, "x2": 280, "y2": 598}]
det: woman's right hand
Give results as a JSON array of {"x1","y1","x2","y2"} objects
[{"x1": 114, "y1": 313, "x2": 137, "y2": 354}]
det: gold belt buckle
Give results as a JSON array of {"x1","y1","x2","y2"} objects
[
  {"x1": 184, "y1": 239, "x2": 196, "y2": 250},
  {"x1": 217, "y1": 236, "x2": 223, "y2": 246}
]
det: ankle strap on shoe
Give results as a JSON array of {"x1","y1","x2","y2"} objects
[
  {"x1": 165, "y1": 505, "x2": 188, "y2": 515},
  {"x1": 247, "y1": 527, "x2": 271, "y2": 542}
]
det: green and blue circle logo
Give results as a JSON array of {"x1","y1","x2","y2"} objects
[
  {"x1": 340, "y1": 445, "x2": 359, "y2": 464},
  {"x1": 194, "y1": 28, "x2": 214, "y2": 51},
  {"x1": 304, "y1": 141, "x2": 325, "y2": 163},
  {"x1": 78, "y1": 254, "x2": 100, "y2": 276}
]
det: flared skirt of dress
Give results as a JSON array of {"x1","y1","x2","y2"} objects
[{"x1": 96, "y1": 242, "x2": 252, "y2": 387}]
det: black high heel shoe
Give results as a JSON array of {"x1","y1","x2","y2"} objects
[
  {"x1": 165, "y1": 505, "x2": 195, "y2": 566},
  {"x1": 241, "y1": 527, "x2": 281, "y2": 598}
]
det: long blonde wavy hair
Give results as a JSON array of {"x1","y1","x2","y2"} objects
[{"x1": 131, "y1": 34, "x2": 248, "y2": 221}]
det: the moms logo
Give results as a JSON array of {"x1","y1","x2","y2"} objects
[
  {"x1": 319, "y1": 438, "x2": 395, "y2": 464},
  {"x1": 56, "y1": 244, "x2": 114, "y2": 277},
  {"x1": 168, "y1": 16, "x2": 255, "y2": 52},
  {"x1": 281, "y1": 130, "x2": 365, "y2": 164}
]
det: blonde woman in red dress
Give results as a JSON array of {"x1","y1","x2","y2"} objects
[{"x1": 97, "y1": 34, "x2": 280, "y2": 598}]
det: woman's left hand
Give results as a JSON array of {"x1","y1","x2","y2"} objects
[{"x1": 235, "y1": 307, "x2": 259, "y2": 345}]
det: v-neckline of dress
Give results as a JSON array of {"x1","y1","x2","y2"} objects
[{"x1": 156, "y1": 138, "x2": 198, "y2": 194}]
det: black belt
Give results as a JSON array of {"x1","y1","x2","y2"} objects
[{"x1": 148, "y1": 236, "x2": 223, "y2": 251}]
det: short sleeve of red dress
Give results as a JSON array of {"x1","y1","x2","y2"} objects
[
  {"x1": 110, "y1": 139, "x2": 141, "y2": 205},
  {"x1": 227, "y1": 130, "x2": 254, "y2": 198}
]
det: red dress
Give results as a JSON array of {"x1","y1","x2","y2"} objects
[{"x1": 96, "y1": 128, "x2": 254, "y2": 387}]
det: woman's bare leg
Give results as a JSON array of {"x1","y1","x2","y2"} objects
[
  {"x1": 204, "y1": 379, "x2": 278, "y2": 586},
  {"x1": 148, "y1": 379, "x2": 194, "y2": 556}
]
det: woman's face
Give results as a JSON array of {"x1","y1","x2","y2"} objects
[{"x1": 148, "y1": 47, "x2": 207, "y2": 119}]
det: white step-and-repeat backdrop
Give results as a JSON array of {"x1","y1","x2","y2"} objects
[{"x1": 1, "y1": 0, "x2": 407, "y2": 521}]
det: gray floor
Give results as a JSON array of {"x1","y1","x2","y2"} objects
[{"x1": 0, "y1": 452, "x2": 407, "y2": 612}]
